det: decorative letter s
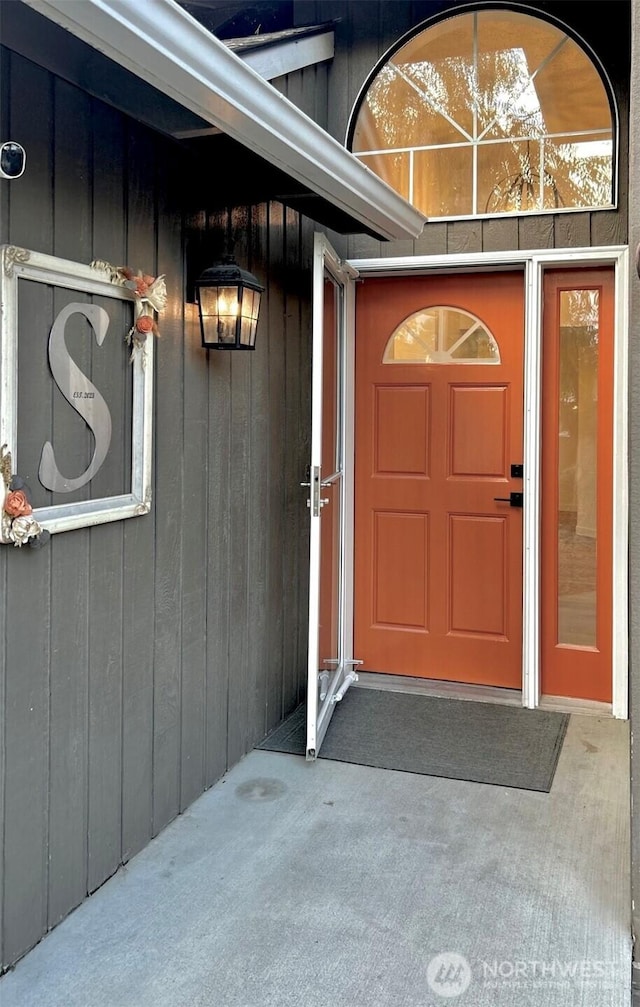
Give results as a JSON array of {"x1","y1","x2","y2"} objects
[{"x1": 39, "y1": 303, "x2": 113, "y2": 493}]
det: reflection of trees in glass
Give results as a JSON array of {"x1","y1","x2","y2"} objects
[
  {"x1": 451, "y1": 328, "x2": 498, "y2": 359},
  {"x1": 384, "y1": 307, "x2": 499, "y2": 363},
  {"x1": 484, "y1": 141, "x2": 560, "y2": 212},
  {"x1": 554, "y1": 143, "x2": 612, "y2": 208},
  {"x1": 478, "y1": 52, "x2": 546, "y2": 138},
  {"x1": 484, "y1": 139, "x2": 612, "y2": 212},
  {"x1": 366, "y1": 48, "x2": 548, "y2": 146},
  {"x1": 392, "y1": 311, "x2": 437, "y2": 359},
  {"x1": 398, "y1": 57, "x2": 475, "y2": 135},
  {"x1": 559, "y1": 290, "x2": 599, "y2": 409},
  {"x1": 352, "y1": 12, "x2": 613, "y2": 217},
  {"x1": 560, "y1": 326, "x2": 598, "y2": 407},
  {"x1": 565, "y1": 288, "x2": 599, "y2": 330}
]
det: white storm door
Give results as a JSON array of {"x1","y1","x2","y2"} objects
[{"x1": 305, "y1": 234, "x2": 358, "y2": 759}]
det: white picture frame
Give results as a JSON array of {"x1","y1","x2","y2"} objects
[{"x1": 0, "y1": 245, "x2": 154, "y2": 538}]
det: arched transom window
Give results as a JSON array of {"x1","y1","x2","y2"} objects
[
  {"x1": 383, "y1": 306, "x2": 501, "y2": 363},
  {"x1": 349, "y1": 9, "x2": 614, "y2": 219}
]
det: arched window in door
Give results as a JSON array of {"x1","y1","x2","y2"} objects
[
  {"x1": 383, "y1": 306, "x2": 501, "y2": 363},
  {"x1": 348, "y1": 8, "x2": 615, "y2": 219}
]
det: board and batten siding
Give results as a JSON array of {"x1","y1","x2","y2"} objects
[
  {"x1": 0, "y1": 49, "x2": 312, "y2": 970},
  {"x1": 272, "y1": 61, "x2": 330, "y2": 131}
]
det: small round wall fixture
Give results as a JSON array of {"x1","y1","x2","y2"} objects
[
  {"x1": 195, "y1": 255, "x2": 264, "y2": 350},
  {"x1": 0, "y1": 141, "x2": 26, "y2": 179}
]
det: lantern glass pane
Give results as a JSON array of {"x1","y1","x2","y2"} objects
[
  {"x1": 198, "y1": 285, "x2": 220, "y2": 315},
  {"x1": 241, "y1": 287, "x2": 259, "y2": 320},
  {"x1": 239, "y1": 315, "x2": 254, "y2": 346},
  {"x1": 198, "y1": 283, "x2": 241, "y2": 345},
  {"x1": 215, "y1": 285, "x2": 240, "y2": 321},
  {"x1": 239, "y1": 287, "x2": 261, "y2": 347},
  {"x1": 215, "y1": 317, "x2": 239, "y2": 345}
]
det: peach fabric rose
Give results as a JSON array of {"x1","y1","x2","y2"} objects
[
  {"x1": 135, "y1": 315, "x2": 154, "y2": 334},
  {"x1": 4, "y1": 489, "x2": 32, "y2": 518}
]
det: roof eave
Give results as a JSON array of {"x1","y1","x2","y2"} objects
[
  {"x1": 21, "y1": 0, "x2": 426, "y2": 242},
  {"x1": 231, "y1": 28, "x2": 335, "y2": 80}
]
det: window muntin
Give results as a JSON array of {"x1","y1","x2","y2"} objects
[
  {"x1": 383, "y1": 306, "x2": 500, "y2": 364},
  {"x1": 350, "y1": 10, "x2": 614, "y2": 219}
]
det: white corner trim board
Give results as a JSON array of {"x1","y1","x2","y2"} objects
[{"x1": 21, "y1": 0, "x2": 426, "y2": 243}]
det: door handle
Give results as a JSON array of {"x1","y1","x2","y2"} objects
[
  {"x1": 494, "y1": 492, "x2": 523, "y2": 508},
  {"x1": 301, "y1": 465, "x2": 329, "y2": 515}
]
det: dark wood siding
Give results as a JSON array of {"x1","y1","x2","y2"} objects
[
  {"x1": 272, "y1": 62, "x2": 330, "y2": 130},
  {"x1": 0, "y1": 48, "x2": 311, "y2": 970}
]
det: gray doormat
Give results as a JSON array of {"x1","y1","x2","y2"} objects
[{"x1": 257, "y1": 687, "x2": 569, "y2": 792}]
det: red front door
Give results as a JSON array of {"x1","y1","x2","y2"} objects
[{"x1": 354, "y1": 271, "x2": 525, "y2": 688}]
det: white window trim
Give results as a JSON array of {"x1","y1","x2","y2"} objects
[{"x1": 347, "y1": 246, "x2": 629, "y2": 720}]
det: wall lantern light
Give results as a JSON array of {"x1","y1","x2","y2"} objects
[{"x1": 195, "y1": 255, "x2": 264, "y2": 350}]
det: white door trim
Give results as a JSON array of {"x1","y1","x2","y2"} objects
[
  {"x1": 522, "y1": 259, "x2": 543, "y2": 710},
  {"x1": 612, "y1": 254, "x2": 630, "y2": 719},
  {"x1": 347, "y1": 245, "x2": 629, "y2": 719}
]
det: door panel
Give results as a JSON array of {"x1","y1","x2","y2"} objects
[
  {"x1": 449, "y1": 515, "x2": 507, "y2": 637},
  {"x1": 450, "y1": 385, "x2": 507, "y2": 476},
  {"x1": 374, "y1": 510, "x2": 429, "y2": 628},
  {"x1": 355, "y1": 271, "x2": 525, "y2": 688},
  {"x1": 376, "y1": 385, "x2": 430, "y2": 474}
]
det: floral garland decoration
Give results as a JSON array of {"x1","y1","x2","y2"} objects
[
  {"x1": 0, "y1": 445, "x2": 50, "y2": 549},
  {"x1": 90, "y1": 260, "x2": 167, "y2": 361}
]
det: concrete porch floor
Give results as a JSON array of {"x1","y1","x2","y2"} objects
[{"x1": 0, "y1": 712, "x2": 631, "y2": 1007}]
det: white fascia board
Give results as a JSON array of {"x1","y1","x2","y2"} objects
[
  {"x1": 238, "y1": 30, "x2": 335, "y2": 80},
  {"x1": 21, "y1": 0, "x2": 425, "y2": 242}
]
